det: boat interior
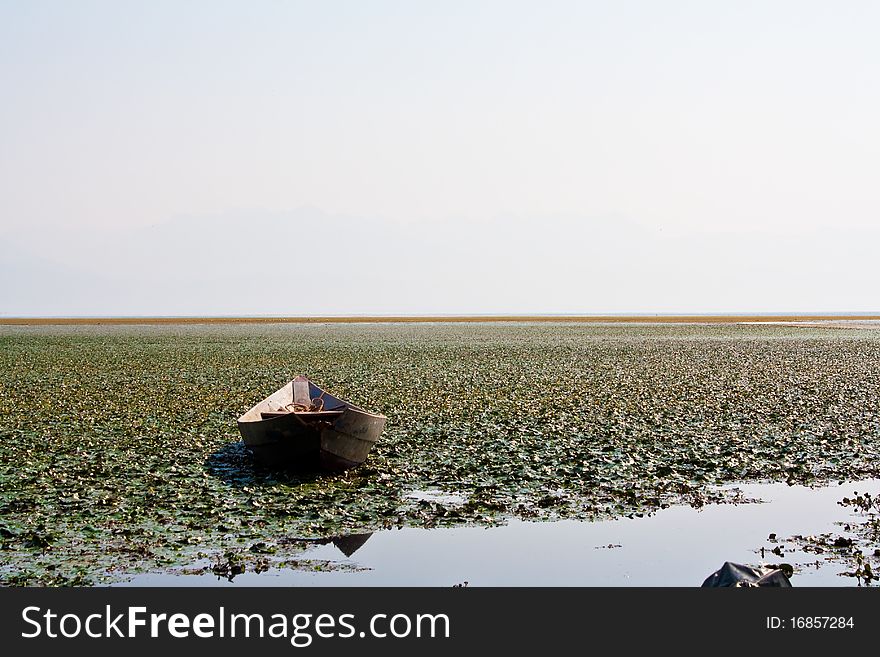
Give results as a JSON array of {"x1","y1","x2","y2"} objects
[{"x1": 238, "y1": 376, "x2": 348, "y2": 423}]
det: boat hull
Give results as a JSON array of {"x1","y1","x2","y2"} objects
[{"x1": 236, "y1": 378, "x2": 386, "y2": 471}]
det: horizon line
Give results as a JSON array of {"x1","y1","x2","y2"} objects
[{"x1": 2, "y1": 313, "x2": 880, "y2": 326}]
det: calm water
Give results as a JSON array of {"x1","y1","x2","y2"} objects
[{"x1": 117, "y1": 478, "x2": 878, "y2": 587}]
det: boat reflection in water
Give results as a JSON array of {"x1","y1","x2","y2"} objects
[{"x1": 303, "y1": 532, "x2": 373, "y2": 558}]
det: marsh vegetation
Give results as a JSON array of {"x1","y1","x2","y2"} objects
[{"x1": 1, "y1": 322, "x2": 878, "y2": 584}]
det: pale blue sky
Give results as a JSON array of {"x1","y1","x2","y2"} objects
[{"x1": 1, "y1": 1, "x2": 878, "y2": 315}]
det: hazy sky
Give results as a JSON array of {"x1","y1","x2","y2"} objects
[{"x1": 1, "y1": 1, "x2": 878, "y2": 316}]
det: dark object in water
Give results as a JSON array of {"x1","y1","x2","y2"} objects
[
  {"x1": 237, "y1": 376, "x2": 386, "y2": 471},
  {"x1": 303, "y1": 533, "x2": 373, "y2": 557},
  {"x1": 331, "y1": 533, "x2": 372, "y2": 557},
  {"x1": 701, "y1": 562, "x2": 792, "y2": 587}
]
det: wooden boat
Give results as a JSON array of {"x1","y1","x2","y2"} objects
[{"x1": 237, "y1": 376, "x2": 386, "y2": 471}]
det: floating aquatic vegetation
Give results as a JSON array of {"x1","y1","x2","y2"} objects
[
  {"x1": 781, "y1": 487, "x2": 880, "y2": 585},
  {"x1": 1, "y1": 322, "x2": 879, "y2": 584}
]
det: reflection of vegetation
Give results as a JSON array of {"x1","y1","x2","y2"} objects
[
  {"x1": 784, "y1": 489, "x2": 880, "y2": 586},
  {"x1": 841, "y1": 490, "x2": 880, "y2": 522},
  {"x1": 1, "y1": 323, "x2": 880, "y2": 585},
  {"x1": 838, "y1": 490, "x2": 879, "y2": 585}
]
